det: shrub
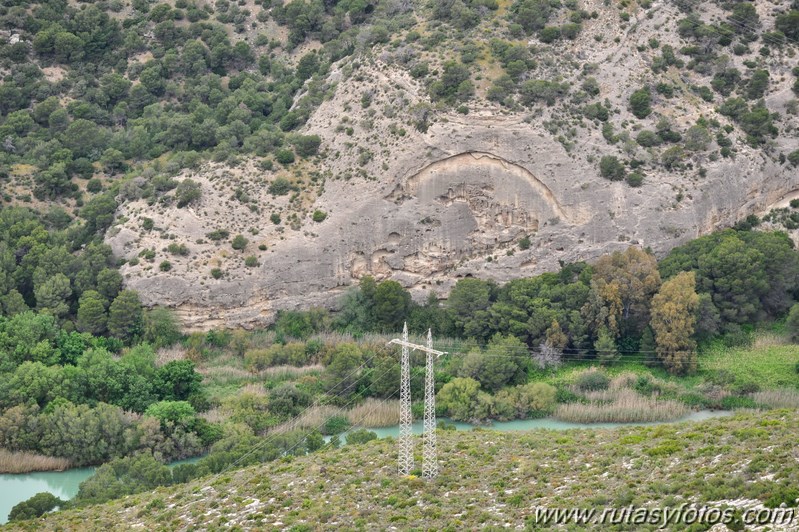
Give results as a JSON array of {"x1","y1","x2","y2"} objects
[
  {"x1": 206, "y1": 229, "x2": 230, "y2": 241},
  {"x1": 575, "y1": 368, "x2": 610, "y2": 391},
  {"x1": 599, "y1": 155, "x2": 626, "y2": 180},
  {"x1": 583, "y1": 103, "x2": 609, "y2": 122},
  {"x1": 629, "y1": 87, "x2": 652, "y2": 118},
  {"x1": 539, "y1": 26, "x2": 560, "y2": 43},
  {"x1": 787, "y1": 150, "x2": 799, "y2": 167},
  {"x1": 275, "y1": 149, "x2": 295, "y2": 165},
  {"x1": 231, "y1": 234, "x2": 248, "y2": 250},
  {"x1": 684, "y1": 125, "x2": 711, "y2": 151},
  {"x1": 518, "y1": 236, "x2": 531, "y2": 250},
  {"x1": 210, "y1": 268, "x2": 222, "y2": 279},
  {"x1": 345, "y1": 429, "x2": 377, "y2": 445},
  {"x1": 268, "y1": 177, "x2": 291, "y2": 195},
  {"x1": 764, "y1": 485, "x2": 799, "y2": 509},
  {"x1": 167, "y1": 243, "x2": 189, "y2": 256},
  {"x1": 720, "y1": 396, "x2": 758, "y2": 410},
  {"x1": 511, "y1": 382, "x2": 556, "y2": 417},
  {"x1": 159, "y1": 260, "x2": 172, "y2": 271},
  {"x1": 245, "y1": 256, "x2": 258, "y2": 267},
  {"x1": 660, "y1": 146, "x2": 684, "y2": 169},
  {"x1": 9, "y1": 492, "x2": 65, "y2": 522},
  {"x1": 86, "y1": 178, "x2": 102, "y2": 193},
  {"x1": 270, "y1": 213, "x2": 281, "y2": 224},
  {"x1": 141, "y1": 217, "x2": 154, "y2": 231},
  {"x1": 786, "y1": 303, "x2": 799, "y2": 342},
  {"x1": 144, "y1": 400, "x2": 196, "y2": 424},
  {"x1": 291, "y1": 134, "x2": 321, "y2": 157},
  {"x1": 626, "y1": 172, "x2": 644, "y2": 187},
  {"x1": 323, "y1": 415, "x2": 350, "y2": 435},
  {"x1": 519, "y1": 79, "x2": 568, "y2": 106},
  {"x1": 312, "y1": 210, "x2": 327, "y2": 222},
  {"x1": 636, "y1": 130, "x2": 661, "y2": 147},
  {"x1": 429, "y1": 61, "x2": 473, "y2": 103},
  {"x1": 175, "y1": 179, "x2": 202, "y2": 207}
]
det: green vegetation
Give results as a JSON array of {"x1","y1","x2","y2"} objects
[
  {"x1": 0, "y1": 0, "x2": 798, "y2": 524},
  {"x1": 8, "y1": 492, "x2": 64, "y2": 522},
  {"x1": 629, "y1": 87, "x2": 653, "y2": 119},
  {"x1": 10, "y1": 410, "x2": 799, "y2": 529}
]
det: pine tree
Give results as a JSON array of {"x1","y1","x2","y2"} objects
[
  {"x1": 594, "y1": 327, "x2": 619, "y2": 365},
  {"x1": 108, "y1": 290, "x2": 143, "y2": 342},
  {"x1": 77, "y1": 290, "x2": 108, "y2": 335}
]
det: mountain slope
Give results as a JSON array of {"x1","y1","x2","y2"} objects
[{"x1": 7, "y1": 410, "x2": 799, "y2": 530}]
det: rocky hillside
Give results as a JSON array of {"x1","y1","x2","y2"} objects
[
  {"x1": 6, "y1": 410, "x2": 799, "y2": 530},
  {"x1": 1, "y1": 0, "x2": 798, "y2": 328}
]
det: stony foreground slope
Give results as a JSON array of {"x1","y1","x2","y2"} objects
[{"x1": 7, "y1": 410, "x2": 799, "y2": 530}]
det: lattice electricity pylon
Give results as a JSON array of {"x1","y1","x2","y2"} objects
[
  {"x1": 397, "y1": 322, "x2": 413, "y2": 476},
  {"x1": 388, "y1": 326, "x2": 447, "y2": 479},
  {"x1": 422, "y1": 329, "x2": 438, "y2": 479}
]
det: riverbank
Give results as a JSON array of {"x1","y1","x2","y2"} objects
[
  {"x1": 0, "y1": 410, "x2": 731, "y2": 525},
  {"x1": 5, "y1": 410, "x2": 797, "y2": 530}
]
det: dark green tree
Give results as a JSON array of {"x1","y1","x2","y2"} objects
[
  {"x1": 76, "y1": 290, "x2": 108, "y2": 335},
  {"x1": 8, "y1": 492, "x2": 65, "y2": 522},
  {"x1": 629, "y1": 87, "x2": 652, "y2": 119},
  {"x1": 108, "y1": 290, "x2": 143, "y2": 341},
  {"x1": 372, "y1": 280, "x2": 411, "y2": 332}
]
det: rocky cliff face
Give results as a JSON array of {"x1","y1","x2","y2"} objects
[{"x1": 107, "y1": 1, "x2": 799, "y2": 329}]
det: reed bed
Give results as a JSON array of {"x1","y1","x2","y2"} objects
[
  {"x1": 609, "y1": 371, "x2": 639, "y2": 391},
  {"x1": 155, "y1": 345, "x2": 187, "y2": 366},
  {"x1": 0, "y1": 449, "x2": 71, "y2": 473},
  {"x1": 751, "y1": 389, "x2": 799, "y2": 409},
  {"x1": 347, "y1": 399, "x2": 399, "y2": 427},
  {"x1": 269, "y1": 405, "x2": 345, "y2": 434},
  {"x1": 239, "y1": 383, "x2": 268, "y2": 396},
  {"x1": 268, "y1": 399, "x2": 400, "y2": 433},
  {"x1": 580, "y1": 389, "x2": 620, "y2": 403},
  {"x1": 197, "y1": 366, "x2": 262, "y2": 390},
  {"x1": 554, "y1": 390, "x2": 690, "y2": 423},
  {"x1": 751, "y1": 331, "x2": 788, "y2": 349},
  {"x1": 260, "y1": 364, "x2": 324, "y2": 379}
]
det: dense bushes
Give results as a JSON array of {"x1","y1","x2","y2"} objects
[
  {"x1": 8, "y1": 492, "x2": 64, "y2": 522},
  {"x1": 274, "y1": 229, "x2": 798, "y2": 379}
]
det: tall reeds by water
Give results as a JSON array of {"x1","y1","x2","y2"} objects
[
  {"x1": 554, "y1": 389, "x2": 690, "y2": 423},
  {"x1": 0, "y1": 449, "x2": 72, "y2": 474}
]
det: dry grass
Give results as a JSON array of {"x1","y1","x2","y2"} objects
[
  {"x1": 751, "y1": 331, "x2": 788, "y2": 349},
  {"x1": 580, "y1": 389, "x2": 620, "y2": 402},
  {"x1": 610, "y1": 371, "x2": 639, "y2": 391},
  {"x1": 155, "y1": 345, "x2": 187, "y2": 366},
  {"x1": 199, "y1": 406, "x2": 228, "y2": 424},
  {"x1": 239, "y1": 383, "x2": 268, "y2": 396},
  {"x1": 751, "y1": 389, "x2": 799, "y2": 409},
  {"x1": 0, "y1": 449, "x2": 72, "y2": 473},
  {"x1": 269, "y1": 405, "x2": 345, "y2": 434},
  {"x1": 245, "y1": 330, "x2": 277, "y2": 350},
  {"x1": 554, "y1": 389, "x2": 690, "y2": 423},
  {"x1": 259, "y1": 364, "x2": 324, "y2": 379},
  {"x1": 197, "y1": 366, "x2": 253, "y2": 379},
  {"x1": 268, "y1": 399, "x2": 400, "y2": 433},
  {"x1": 347, "y1": 399, "x2": 399, "y2": 427}
]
